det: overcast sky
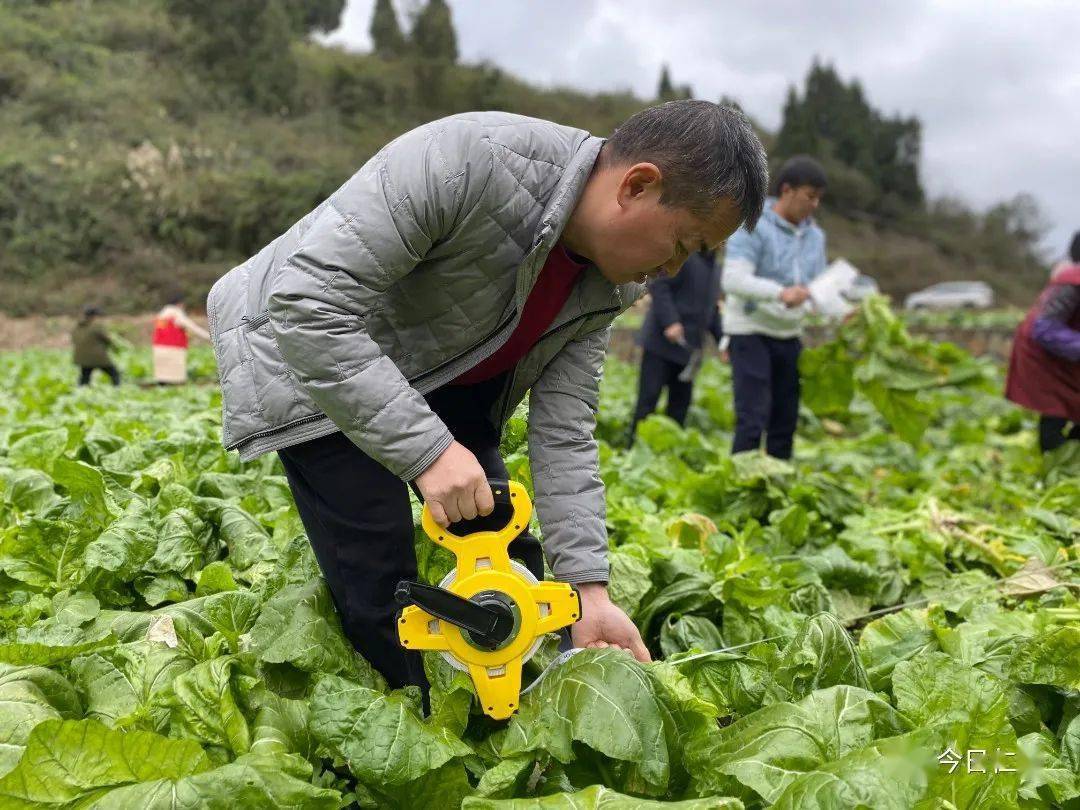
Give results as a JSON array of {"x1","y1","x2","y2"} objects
[{"x1": 323, "y1": 1, "x2": 1079, "y2": 259}]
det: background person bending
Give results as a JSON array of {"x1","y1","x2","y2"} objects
[
  {"x1": 72, "y1": 306, "x2": 120, "y2": 386},
  {"x1": 628, "y1": 248, "x2": 722, "y2": 444},
  {"x1": 1005, "y1": 231, "x2": 1080, "y2": 452}
]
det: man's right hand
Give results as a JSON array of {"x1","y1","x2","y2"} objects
[
  {"x1": 663, "y1": 322, "x2": 687, "y2": 345},
  {"x1": 779, "y1": 285, "x2": 811, "y2": 308},
  {"x1": 415, "y1": 440, "x2": 494, "y2": 527}
]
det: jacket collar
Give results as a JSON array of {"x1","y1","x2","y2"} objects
[{"x1": 762, "y1": 197, "x2": 816, "y2": 235}]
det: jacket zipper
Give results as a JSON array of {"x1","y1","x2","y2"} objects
[
  {"x1": 241, "y1": 312, "x2": 271, "y2": 330},
  {"x1": 495, "y1": 304, "x2": 620, "y2": 426},
  {"x1": 408, "y1": 311, "x2": 517, "y2": 387}
]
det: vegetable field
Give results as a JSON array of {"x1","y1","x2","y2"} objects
[{"x1": 0, "y1": 300, "x2": 1077, "y2": 808}]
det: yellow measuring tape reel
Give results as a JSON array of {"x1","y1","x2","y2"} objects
[{"x1": 395, "y1": 480, "x2": 580, "y2": 720}]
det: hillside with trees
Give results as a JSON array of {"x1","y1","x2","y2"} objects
[{"x1": 0, "y1": 0, "x2": 1050, "y2": 315}]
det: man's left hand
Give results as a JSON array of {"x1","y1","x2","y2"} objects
[{"x1": 571, "y1": 583, "x2": 651, "y2": 662}]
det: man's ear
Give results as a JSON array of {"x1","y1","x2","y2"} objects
[{"x1": 617, "y1": 162, "x2": 663, "y2": 208}]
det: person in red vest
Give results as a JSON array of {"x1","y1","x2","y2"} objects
[
  {"x1": 1005, "y1": 231, "x2": 1080, "y2": 452},
  {"x1": 152, "y1": 293, "x2": 210, "y2": 384}
]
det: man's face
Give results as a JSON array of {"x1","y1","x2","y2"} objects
[
  {"x1": 589, "y1": 163, "x2": 744, "y2": 286},
  {"x1": 778, "y1": 183, "x2": 824, "y2": 224}
]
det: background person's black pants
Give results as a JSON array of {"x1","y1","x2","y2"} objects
[
  {"x1": 628, "y1": 349, "x2": 693, "y2": 443},
  {"x1": 78, "y1": 365, "x2": 120, "y2": 386},
  {"x1": 1039, "y1": 414, "x2": 1080, "y2": 453},
  {"x1": 277, "y1": 374, "x2": 543, "y2": 693},
  {"x1": 729, "y1": 334, "x2": 802, "y2": 460}
]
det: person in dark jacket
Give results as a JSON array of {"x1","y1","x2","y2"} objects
[
  {"x1": 628, "y1": 249, "x2": 722, "y2": 441},
  {"x1": 1005, "y1": 231, "x2": 1080, "y2": 452},
  {"x1": 71, "y1": 307, "x2": 120, "y2": 386}
]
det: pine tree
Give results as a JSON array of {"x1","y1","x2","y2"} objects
[
  {"x1": 370, "y1": 0, "x2": 406, "y2": 58},
  {"x1": 657, "y1": 64, "x2": 674, "y2": 99},
  {"x1": 411, "y1": 0, "x2": 458, "y2": 62}
]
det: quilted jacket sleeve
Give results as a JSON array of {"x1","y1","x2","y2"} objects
[
  {"x1": 268, "y1": 122, "x2": 495, "y2": 481},
  {"x1": 527, "y1": 326, "x2": 611, "y2": 584}
]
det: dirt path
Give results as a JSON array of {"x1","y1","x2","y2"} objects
[{"x1": 0, "y1": 312, "x2": 209, "y2": 352}]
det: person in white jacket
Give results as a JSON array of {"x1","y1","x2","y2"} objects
[
  {"x1": 721, "y1": 156, "x2": 827, "y2": 459},
  {"x1": 152, "y1": 294, "x2": 210, "y2": 384}
]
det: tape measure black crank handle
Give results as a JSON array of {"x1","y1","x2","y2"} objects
[{"x1": 395, "y1": 580, "x2": 514, "y2": 649}]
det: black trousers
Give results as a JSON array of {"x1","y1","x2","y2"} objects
[
  {"x1": 729, "y1": 334, "x2": 802, "y2": 460},
  {"x1": 1039, "y1": 415, "x2": 1080, "y2": 453},
  {"x1": 78, "y1": 365, "x2": 120, "y2": 386},
  {"x1": 277, "y1": 374, "x2": 544, "y2": 692},
  {"x1": 629, "y1": 349, "x2": 693, "y2": 443}
]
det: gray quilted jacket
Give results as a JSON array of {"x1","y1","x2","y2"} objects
[{"x1": 207, "y1": 112, "x2": 642, "y2": 583}]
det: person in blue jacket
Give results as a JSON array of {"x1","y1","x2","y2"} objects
[
  {"x1": 721, "y1": 155, "x2": 828, "y2": 459},
  {"x1": 628, "y1": 248, "x2": 722, "y2": 442}
]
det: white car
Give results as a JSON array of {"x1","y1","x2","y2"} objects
[{"x1": 904, "y1": 281, "x2": 994, "y2": 311}]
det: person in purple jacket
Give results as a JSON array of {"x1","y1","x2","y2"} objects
[{"x1": 1005, "y1": 231, "x2": 1080, "y2": 452}]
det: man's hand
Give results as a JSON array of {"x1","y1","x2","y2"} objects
[
  {"x1": 779, "y1": 285, "x2": 810, "y2": 308},
  {"x1": 663, "y1": 322, "x2": 686, "y2": 345},
  {"x1": 415, "y1": 440, "x2": 494, "y2": 527},
  {"x1": 571, "y1": 583, "x2": 651, "y2": 663}
]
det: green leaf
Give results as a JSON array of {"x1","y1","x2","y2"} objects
[
  {"x1": 169, "y1": 655, "x2": 253, "y2": 757},
  {"x1": 195, "y1": 560, "x2": 237, "y2": 596},
  {"x1": 607, "y1": 550, "x2": 652, "y2": 620},
  {"x1": 310, "y1": 674, "x2": 471, "y2": 786},
  {"x1": 0, "y1": 517, "x2": 96, "y2": 591},
  {"x1": 51, "y1": 458, "x2": 112, "y2": 524},
  {"x1": 249, "y1": 578, "x2": 378, "y2": 682},
  {"x1": 2, "y1": 469, "x2": 59, "y2": 514},
  {"x1": 0, "y1": 634, "x2": 116, "y2": 666},
  {"x1": 84, "y1": 499, "x2": 157, "y2": 579},
  {"x1": 892, "y1": 652, "x2": 1020, "y2": 808},
  {"x1": 686, "y1": 685, "x2": 910, "y2": 802},
  {"x1": 473, "y1": 755, "x2": 536, "y2": 800},
  {"x1": 660, "y1": 614, "x2": 724, "y2": 658},
  {"x1": 50, "y1": 590, "x2": 100, "y2": 627},
  {"x1": 8, "y1": 429, "x2": 68, "y2": 475},
  {"x1": 135, "y1": 573, "x2": 188, "y2": 606},
  {"x1": 73, "y1": 640, "x2": 195, "y2": 733},
  {"x1": 462, "y1": 784, "x2": 744, "y2": 808},
  {"x1": 799, "y1": 339, "x2": 856, "y2": 418},
  {"x1": 1008, "y1": 625, "x2": 1080, "y2": 691},
  {"x1": 1017, "y1": 731, "x2": 1080, "y2": 804},
  {"x1": 101, "y1": 751, "x2": 341, "y2": 808},
  {"x1": 250, "y1": 694, "x2": 316, "y2": 763},
  {"x1": 770, "y1": 732, "x2": 931, "y2": 809},
  {"x1": 768, "y1": 612, "x2": 869, "y2": 703},
  {"x1": 0, "y1": 718, "x2": 210, "y2": 807},
  {"x1": 0, "y1": 665, "x2": 81, "y2": 777},
  {"x1": 674, "y1": 643, "x2": 780, "y2": 717},
  {"x1": 199, "y1": 499, "x2": 277, "y2": 573},
  {"x1": 145, "y1": 508, "x2": 215, "y2": 580},
  {"x1": 503, "y1": 649, "x2": 709, "y2": 796},
  {"x1": 858, "y1": 608, "x2": 938, "y2": 691},
  {"x1": 424, "y1": 653, "x2": 475, "y2": 739}
]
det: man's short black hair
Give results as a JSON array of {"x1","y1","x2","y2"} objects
[
  {"x1": 772, "y1": 155, "x2": 828, "y2": 197},
  {"x1": 1069, "y1": 230, "x2": 1080, "y2": 263},
  {"x1": 604, "y1": 100, "x2": 769, "y2": 230}
]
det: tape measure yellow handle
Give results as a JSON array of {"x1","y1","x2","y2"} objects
[
  {"x1": 416, "y1": 481, "x2": 531, "y2": 552},
  {"x1": 401, "y1": 479, "x2": 580, "y2": 720}
]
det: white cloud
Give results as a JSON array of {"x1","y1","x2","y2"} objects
[{"x1": 325, "y1": 0, "x2": 1080, "y2": 257}]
